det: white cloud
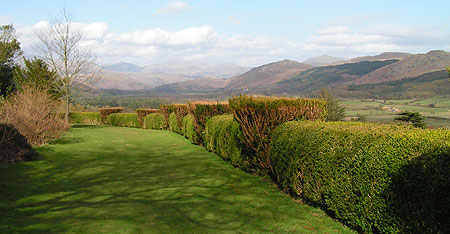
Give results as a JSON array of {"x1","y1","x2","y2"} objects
[
  {"x1": 316, "y1": 26, "x2": 350, "y2": 35},
  {"x1": 225, "y1": 16, "x2": 240, "y2": 25},
  {"x1": 155, "y1": 1, "x2": 190, "y2": 15},
  {"x1": 0, "y1": 15, "x2": 12, "y2": 25}
]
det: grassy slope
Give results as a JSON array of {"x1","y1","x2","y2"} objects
[{"x1": 0, "y1": 125, "x2": 353, "y2": 233}]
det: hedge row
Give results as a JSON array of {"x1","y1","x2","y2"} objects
[
  {"x1": 98, "y1": 107, "x2": 123, "y2": 123},
  {"x1": 270, "y1": 121, "x2": 450, "y2": 233},
  {"x1": 143, "y1": 113, "x2": 165, "y2": 130},
  {"x1": 69, "y1": 112, "x2": 102, "y2": 124},
  {"x1": 136, "y1": 109, "x2": 159, "y2": 125},
  {"x1": 107, "y1": 113, "x2": 140, "y2": 128},
  {"x1": 169, "y1": 112, "x2": 181, "y2": 134},
  {"x1": 188, "y1": 102, "x2": 231, "y2": 145},
  {"x1": 182, "y1": 114, "x2": 195, "y2": 143}
]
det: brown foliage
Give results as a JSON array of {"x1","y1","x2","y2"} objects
[
  {"x1": 0, "y1": 85, "x2": 69, "y2": 146},
  {"x1": 229, "y1": 95, "x2": 326, "y2": 174},
  {"x1": 172, "y1": 104, "x2": 188, "y2": 131},
  {"x1": 98, "y1": 107, "x2": 123, "y2": 123},
  {"x1": 0, "y1": 124, "x2": 37, "y2": 163},
  {"x1": 135, "y1": 108, "x2": 160, "y2": 125}
]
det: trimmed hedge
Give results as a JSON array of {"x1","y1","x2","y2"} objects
[
  {"x1": 98, "y1": 107, "x2": 123, "y2": 123},
  {"x1": 136, "y1": 109, "x2": 159, "y2": 124},
  {"x1": 168, "y1": 112, "x2": 181, "y2": 134},
  {"x1": 0, "y1": 124, "x2": 37, "y2": 163},
  {"x1": 69, "y1": 112, "x2": 102, "y2": 124},
  {"x1": 143, "y1": 113, "x2": 165, "y2": 130},
  {"x1": 182, "y1": 114, "x2": 195, "y2": 143},
  {"x1": 107, "y1": 113, "x2": 140, "y2": 128},
  {"x1": 173, "y1": 104, "x2": 189, "y2": 132},
  {"x1": 229, "y1": 95, "x2": 326, "y2": 174},
  {"x1": 204, "y1": 115, "x2": 249, "y2": 169},
  {"x1": 270, "y1": 121, "x2": 450, "y2": 233},
  {"x1": 159, "y1": 105, "x2": 174, "y2": 128}
]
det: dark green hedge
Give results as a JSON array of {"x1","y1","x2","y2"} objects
[
  {"x1": 182, "y1": 114, "x2": 195, "y2": 143},
  {"x1": 169, "y1": 112, "x2": 181, "y2": 134},
  {"x1": 107, "y1": 113, "x2": 140, "y2": 128},
  {"x1": 143, "y1": 113, "x2": 165, "y2": 130},
  {"x1": 270, "y1": 121, "x2": 450, "y2": 233},
  {"x1": 204, "y1": 115, "x2": 249, "y2": 169},
  {"x1": 69, "y1": 112, "x2": 102, "y2": 124}
]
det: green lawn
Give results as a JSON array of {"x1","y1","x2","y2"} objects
[{"x1": 0, "y1": 125, "x2": 354, "y2": 233}]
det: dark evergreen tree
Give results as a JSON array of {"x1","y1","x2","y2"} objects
[
  {"x1": 318, "y1": 88, "x2": 346, "y2": 121},
  {"x1": 394, "y1": 111, "x2": 426, "y2": 128},
  {"x1": 0, "y1": 25, "x2": 21, "y2": 97}
]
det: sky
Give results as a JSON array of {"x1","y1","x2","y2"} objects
[{"x1": 1, "y1": 0, "x2": 450, "y2": 67}]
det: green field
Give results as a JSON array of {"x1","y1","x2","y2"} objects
[
  {"x1": 0, "y1": 125, "x2": 354, "y2": 233},
  {"x1": 342, "y1": 97, "x2": 450, "y2": 128}
]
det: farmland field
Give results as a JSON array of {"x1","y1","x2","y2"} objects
[
  {"x1": 0, "y1": 125, "x2": 354, "y2": 233},
  {"x1": 342, "y1": 97, "x2": 450, "y2": 128}
]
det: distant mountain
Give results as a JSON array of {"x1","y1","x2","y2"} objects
[
  {"x1": 344, "y1": 52, "x2": 410, "y2": 64},
  {"x1": 142, "y1": 61, "x2": 251, "y2": 79},
  {"x1": 152, "y1": 78, "x2": 229, "y2": 94},
  {"x1": 225, "y1": 60, "x2": 312, "y2": 90},
  {"x1": 355, "y1": 50, "x2": 450, "y2": 84},
  {"x1": 103, "y1": 62, "x2": 143, "y2": 73},
  {"x1": 96, "y1": 71, "x2": 192, "y2": 90},
  {"x1": 303, "y1": 55, "x2": 346, "y2": 66}
]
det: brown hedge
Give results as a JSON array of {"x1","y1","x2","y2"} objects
[
  {"x1": 159, "y1": 105, "x2": 174, "y2": 128},
  {"x1": 229, "y1": 95, "x2": 326, "y2": 174},
  {"x1": 172, "y1": 104, "x2": 189, "y2": 132},
  {"x1": 98, "y1": 107, "x2": 123, "y2": 123},
  {"x1": 136, "y1": 108, "x2": 160, "y2": 125}
]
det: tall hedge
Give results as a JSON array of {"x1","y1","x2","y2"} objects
[
  {"x1": 136, "y1": 109, "x2": 159, "y2": 125},
  {"x1": 159, "y1": 105, "x2": 175, "y2": 128},
  {"x1": 98, "y1": 107, "x2": 123, "y2": 123},
  {"x1": 187, "y1": 102, "x2": 231, "y2": 145},
  {"x1": 143, "y1": 113, "x2": 165, "y2": 130},
  {"x1": 229, "y1": 95, "x2": 326, "y2": 174},
  {"x1": 173, "y1": 104, "x2": 188, "y2": 132},
  {"x1": 107, "y1": 113, "x2": 140, "y2": 128},
  {"x1": 204, "y1": 115, "x2": 249, "y2": 169},
  {"x1": 182, "y1": 114, "x2": 195, "y2": 143},
  {"x1": 69, "y1": 112, "x2": 102, "y2": 125},
  {"x1": 168, "y1": 112, "x2": 181, "y2": 134},
  {"x1": 270, "y1": 121, "x2": 450, "y2": 233}
]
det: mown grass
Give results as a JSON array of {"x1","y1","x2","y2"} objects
[{"x1": 0, "y1": 125, "x2": 353, "y2": 233}]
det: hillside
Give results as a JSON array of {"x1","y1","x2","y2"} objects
[
  {"x1": 355, "y1": 50, "x2": 450, "y2": 84},
  {"x1": 225, "y1": 60, "x2": 313, "y2": 90},
  {"x1": 152, "y1": 78, "x2": 229, "y2": 94},
  {"x1": 102, "y1": 62, "x2": 144, "y2": 73},
  {"x1": 345, "y1": 52, "x2": 410, "y2": 64},
  {"x1": 303, "y1": 55, "x2": 346, "y2": 66},
  {"x1": 97, "y1": 71, "x2": 193, "y2": 90}
]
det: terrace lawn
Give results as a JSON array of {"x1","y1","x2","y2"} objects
[{"x1": 0, "y1": 125, "x2": 354, "y2": 233}]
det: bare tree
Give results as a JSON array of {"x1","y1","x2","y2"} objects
[{"x1": 35, "y1": 9, "x2": 100, "y2": 123}]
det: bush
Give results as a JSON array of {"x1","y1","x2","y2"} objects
[
  {"x1": 107, "y1": 113, "x2": 140, "y2": 128},
  {"x1": 98, "y1": 107, "x2": 123, "y2": 123},
  {"x1": 204, "y1": 115, "x2": 249, "y2": 169},
  {"x1": 229, "y1": 95, "x2": 326, "y2": 174},
  {"x1": 182, "y1": 114, "x2": 195, "y2": 143},
  {"x1": 69, "y1": 112, "x2": 102, "y2": 125},
  {"x1": 143, "y1": 113, "x2": 165, "y2": 130},
  {"x1": 270, "y1": 121, "x2": 450, "y2": 233},
  {"x1": 173, "y1": 104, "x2": 189, "y2": 132},
  {"x1": 0, "y1": 124, "x2": 37, "y2": 163},
  {"x1": 0, "y1": 85, "x2": 69, "y2": 146},
  {"x1": 187, "y1": 101, "x2": 231, "y2": 145},
  {"x1": 136, "y1": 108, "x2": 159, "y2": 125},
  {"x1": 159, "y1": 105, "x2": 174, "y2": 128},
  {"x1": 168, "y1": 112, "x2": 181, "y2": 134}
]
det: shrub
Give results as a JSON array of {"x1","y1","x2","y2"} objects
[
  {"x1": 229, "y1": 95, "x2": 326, "y2": 174},
  {"x1": 69, "y1": 112, "x2": 102, "y2": 125},
  {"x1": 204, "y1": 115, "x2": 249, "y2": 169},
  {"x1": 270, "y1": 121, "x2": 450, "y2": 233},
  {"x1": 0, "y1": 124, "x2": 37, "y2": 163},
  {"x1": 98, "y1": 107, "x2": 123, "y2": 123},
  {"x1": 159, "y1": 104, "x2": 174, "y2": 128},
  {"x1": 173, "y1": 104, "x2": 188, "y2": 132},
  {"x1": 168, "y1": 112, "x2": 181, "y2": 134},
  {"x1": 0, "y1": 85, "x2": 69, "y2": 146},
  {"x1": 136, "y1": 108, "x2": 159, "y2": 125},
  {"x1": 143, "y1": 113, "x2": 165, "y2": 130},
  {"x1": 182, "y1": 114, "x2": 195, "y2": 143},
  {"x1": 107, "y1": 113, "x2": 140, "y2": 128},
  {"x1": 187, "y1": 101, "x2": 231, "y2": 145}
]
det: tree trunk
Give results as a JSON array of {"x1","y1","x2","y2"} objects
[{"x1": 64, "y1": 91, "x2": 69, "y2": 123}]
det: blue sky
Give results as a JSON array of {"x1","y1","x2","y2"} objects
[{"x1": 1, "y1": 0, "x2": 449, "y2": 66}]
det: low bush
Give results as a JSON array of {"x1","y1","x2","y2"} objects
[
  {"x1": 69, "y1": 112, "x2": 102, "y2": 125},
  {"x1": 182, "y1": 114, "x2": 195, "y2": 143},
  {"x1": 0, "y1": 124, "x2": 37, "y2": 163},
  {"x1": 187, "y1": 102, "x2": 231, "y2": 145},
  {"x1": 136, "y1": 109, "x2": 160, "y2": 125},
  {"x1": 0, "y1": 85, "x2": 69, "y2": 146},
  {"x1": 204, "y1": 115, "x2": 249, "y2": 169},
  {"x1": 229, "y1": 95, "x2": 326, "y2": 174},
  {"x1": 168, "y1": 112, "x2": 181, "y2": 134},
  {"x1": 270, "y1": 121, "x2": 450, "y2": 233},
  {"x1": 143, "y1": 113, "x2": 165, "y2": 130},
  {"x1": 98, "y1": 107, "x2": 123, "y2": 123},
  {"x1": 107, "y1": 113, "x2": 140, "y2": 128}
]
